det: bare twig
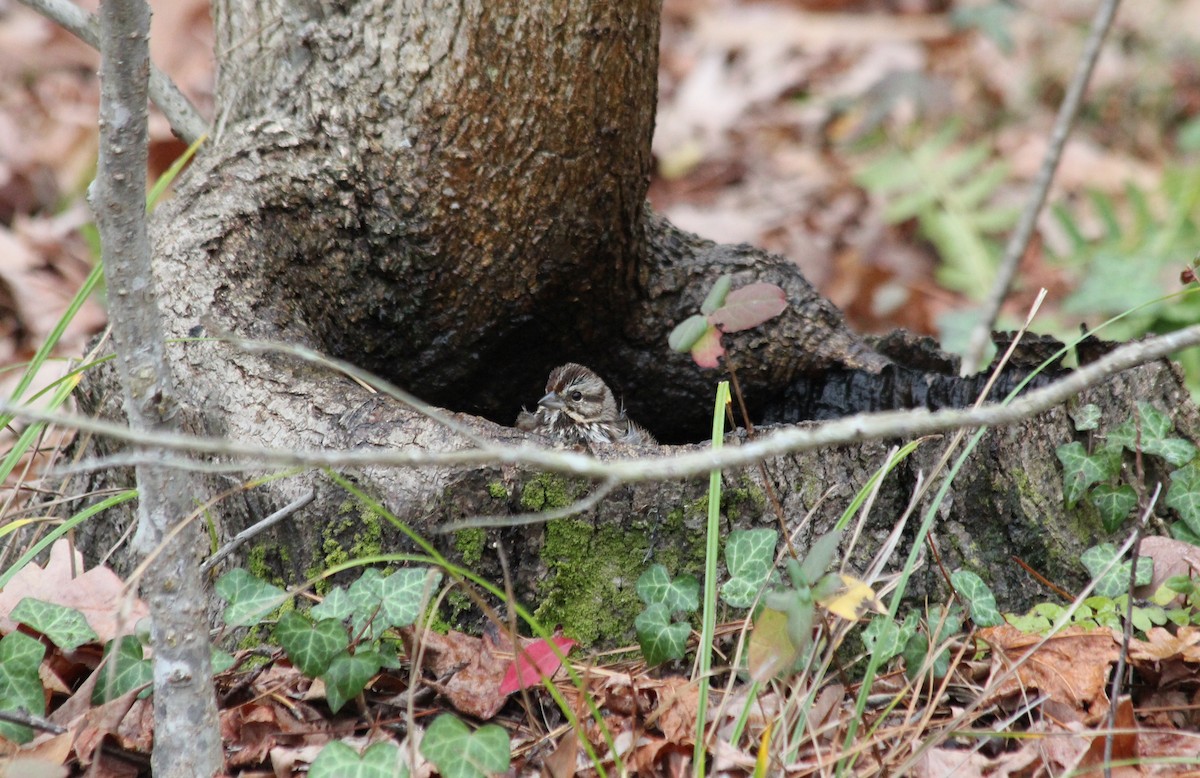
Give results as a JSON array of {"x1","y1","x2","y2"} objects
[
  {"x1": 960, "y1": 0, "x2": 1122, "y2": 375},
  {"x1": 0, "y1": 707, "x2": 67, "y2": 735},
  {"x1": 439, "y1": 478, "x2": 620, "y2": 532},
  {"x1": 200, "y1": 489, "x2": 315, "y2": 573},
  {"x1": 24, "y1": 322, "x2": 1200, "y2": 483},
  {"x1": 17, "y1": 0, "x2": 207, "y2": 144}
]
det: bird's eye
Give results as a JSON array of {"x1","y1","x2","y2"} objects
[{"x1": 570, "y1": 391, "x2": 583, "y2": 401}]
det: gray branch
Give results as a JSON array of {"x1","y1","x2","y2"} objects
[
  {"x1": 23, "y1": 321, "x2": 1200, "y2": 483},
  {"x1": 92, "y1": 0, "x2": 220, "y2": 774},
  {"x1": 19, "y1": 0, "x2": 207, "y2": 144}
]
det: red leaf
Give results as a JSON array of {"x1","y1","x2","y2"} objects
[
  {"x1": 690, "y1": 325, "x2": 725, "y2": 368},
  {"x1": 499, "y1": 636, "x2": 576, "y2": 695},
  {"x1": 708, "y1": 283, "x2": 787, "y2": 332}
]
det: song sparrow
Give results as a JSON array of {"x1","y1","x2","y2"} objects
[{"x1": 517, "y1": 363, "x2": 656, "y2": 445}]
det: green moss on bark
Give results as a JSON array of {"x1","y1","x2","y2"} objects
[
  {"x1": 454, "y1": 528, "x2": 487, "y2": 567},
  {"x1": 534, "y1": 518, "x2": 650, "y2": 645},
  {"x1": 303, "y1": 500, "x2": 387, "y2": 592},
  {"x1": 520, "y1": 473, "x2": 583, "y2": 511}
]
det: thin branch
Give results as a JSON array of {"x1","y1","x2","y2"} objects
[
  {"x1": 93, "y1": 0, "x2": 219, "y2": 772},
  {"x1": 27, "y1": 322, "x2": 1200, "y2": 483},
  {"x1": 960, "y1": 0, "x2": 1122, "y2": 375},
  {"x1": 17, "y1": 0, "x2": 207, "y2": 144},
  {"x1": 439, "y1": 478, "x2": 620, "y2": 532},
  {"x1": 200, "y1": 489, "x2": 315, "y2": 573}
]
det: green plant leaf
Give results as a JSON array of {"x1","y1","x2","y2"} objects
[
  {"x1": 950, "y1": 571, "x2": 1002, "y2": 627},
  {"x1": 636, "y1": 564, "x2": 699, "y2": 613},
  {"x1": 324, "y1": 649, "x2": 384, "y2": 714},
  {"x1": 700, "y1": 274, "x2": 733, "y2": 315},
  {"x1": 216, "y1": 569, "x2": 288, "y2": 627},
  {"x1": 1070, "y1": 403, "x2": 1101, "y2": 432},
  {"x1": 93, "y1": 636, "x2": 153, "y2": 704},
  {"x1": 904, "y1": 605, "x2": 963, "y2": 680},
  {"x1": 1081, "y1": 544, "x2": 1153, "y2": 598},
  {"x1": 212, "y1": 649, "x2": 236, "y2": 674},
  {"x1": 668, "y1": 314, "x2": 710, "y2": 353},
  {"x1": 10, "y1": 598, "x2": 98, "y2": 652},
  {"x1": 1170, "y1": 518, "x2": 1200, "y2": 545},
  {"x1": 901, "y1": 632, "x2": 930, "y2": 681},
  {"x1": 379, "y1": 567, "x2": 443, "y2": 630},
  {"x1": 347, "y1": 567, "x2": 442, "y2": 640},
  {"x1": 420, "y1": 714, "x2": 510, "y2": 778},
  {"x1": 1108, "y1": 404, "x2": 1198, "y2": 466},
  {"x1": 310, "y1": 741, "x2": 406, "y2": 778},
  {"x1": 722, "y1": 529, "x2": 777, "y2": 608},
  {"x1": 275, "y1": 612, "x2": 349, "y2": 678},
  {"x1": 311, "y1": 587, "x2": 354, "y2": 622},
  {"x1": 950, "y1": 2, "x2": 1017, "y2": 52},
  {"x1": 634, "y1": 603, "x2": 690, "y2": 666},
  {"x1": 861, "y1": 617, "x2": 905, "y2": 664},
  {"x1": 784, "y1": 597, "x2": 815, "y2": 655},
  {"x1": 1055, "y1": 442, "x2": 1120, "y2": 506},
  {"x1": 1090, "y1": 484, "x2": 1138, "y2": 533},
  {"x1": 1168, "y1": 461, "x2": 1200, "y2": 536},
  {"x1": 0, "y1": 631, "x2": 47, "y2": 743},
  {"x1": 798, "y1": 530, "x2": 841, "y2": 586}
]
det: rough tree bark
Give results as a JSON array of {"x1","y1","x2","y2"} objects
[{"x1": 73, "y1": 0, "x2": 1200, "y2": 641}]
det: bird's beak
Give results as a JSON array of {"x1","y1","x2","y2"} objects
[{"x1": 538, "y1": 391, "x2": 565, "y2": 410}]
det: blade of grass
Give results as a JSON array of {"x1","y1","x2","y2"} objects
[
  {"x1": 0, "y1": 489, "x2": 137, "y2": 589},
  {"x1": 694, "y1": 380, "x2": 730, "y2": 775}
]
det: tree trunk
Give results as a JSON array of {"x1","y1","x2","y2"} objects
[{"x1": 73, "y1": 0, "x2": 1199, "y2": 643}]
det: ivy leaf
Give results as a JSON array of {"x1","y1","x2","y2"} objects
[
  {"x1": 216, "y1": 568, "x2": 288, "y2": 627},
  {"x1": 0, "y1": 632, "x2": 47, "y2": 743},
  {"x1": 325, "y1": 649, "x2": 384, "y2": 714},
  {"x1": 950, "y1": 570, "x2": 1002, "y2": 627},
  {"x1": 1108, "y1": 404, "x2": 1197, "y2": 466},
  {"x1": 634, "y1": 603, "x2": 690, "y2": 665},
  {"x1": 1081, "y1": 544, "x2": 1153, "y2": 598},
  {"x1": 310, "y1": 741, "x2": 406, "y2": 778},
  {"x1": 275, "y1": 612, "x2": 349, "y2": 678},
  {"x1": 1055, "y1": 442, "x2": 1120, "y2": 506},
  {"x1": 10, "y1": 598, "x2": 98, "y2": 652},
  {"x1": 311, "y1": 587, "x2": 354, "y2": 622},
  {"x1": 1168, "y1": 462, "x2": 1200, "y2": 536},
  {"x1": 636, "y1": 564, "x2": 699, "y2": 613},
  {"x1": 708, "y1": 283, "x2": 787, "y2": 332},
  {"x1": 93, "y1": 636, "x2": 152, "y2": 704},
  {"x1": 1069, "y1": 403, "x2": 1101, "y2": 432},
  {"x1": 862, "y1": 614, "x2": 914, "y2": 664},
  {"x1": 722, "y1": 529, "x2": 777, "y2": 608},
  {"x1": 1090, "y1": 484, "x2": 1137, "y2": 533},
  {"x1": 420, "y1": 714, "x2": 510, "y2": 778}
]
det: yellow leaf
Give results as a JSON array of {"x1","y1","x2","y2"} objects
[
  {"x1": 748, "y1": 607, "x2": 798, "y2": 682},
  {"x1": 819, "y1": 574, "x2": 885, "y2": 621}
]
